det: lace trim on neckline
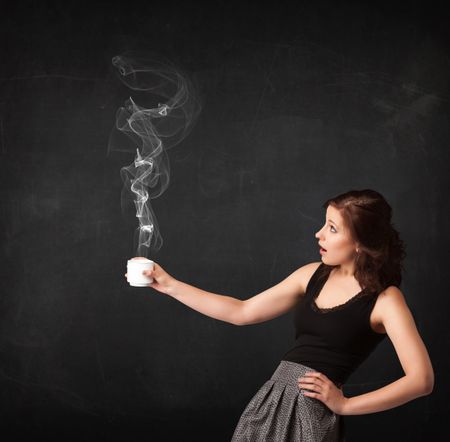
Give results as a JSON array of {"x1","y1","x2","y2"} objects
[{"x1": 312, "y1": 288, "x2": 370, "y2": 314}]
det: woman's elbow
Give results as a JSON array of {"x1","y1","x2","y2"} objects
[
  {"x1": 230, "y1": 303, "x2": 247, "y2": 326},
  {"x1": 420, "y1": 371, "x2": 435, "y2": 395},
  {"x1": 424, "y1": 375, "x2": 435, "y2": 395},
  {"x1": 231, "y1": 318, "x2": 245, "y2": 326}
]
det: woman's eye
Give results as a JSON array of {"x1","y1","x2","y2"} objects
[{"x1": 330, "y1": 225, "x2": 336, "y2": 233}]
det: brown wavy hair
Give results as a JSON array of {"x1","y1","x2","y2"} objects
[{"x1": 322, "y1": 189, "x2": 407, "y2": 294}]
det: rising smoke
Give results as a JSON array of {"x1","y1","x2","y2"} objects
[{"x1": 108, "y1": 52, "x2": 201, "y2": 256}]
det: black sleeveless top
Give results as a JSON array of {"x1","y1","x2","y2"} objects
[{"x1": 281, "y1": 263, "x2": 387, "y2": 387}]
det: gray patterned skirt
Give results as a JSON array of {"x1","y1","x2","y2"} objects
[{"x1": 231, "y1": 360, "x2": 345, "y2": 441}]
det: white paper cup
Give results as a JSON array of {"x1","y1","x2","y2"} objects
[{"x1": 127, "y1": 257, "x2": 154, "y2": 287}]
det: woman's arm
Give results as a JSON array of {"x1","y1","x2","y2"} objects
[
  {"x1": 342, "y1": 286, "x2": 434, "y2": 415},
  {"x1": 239, "y1": 262, "x2": 320, "y2": 325},
  {"x1": 169, "y1": 279, "x2": 244, "y2": 325},
  {"x1": 342, "y1": 374, "x2": 432, "y2": 415},
  {"x1": 141, "y1": 261, "x2": 320, "y2": 326}
]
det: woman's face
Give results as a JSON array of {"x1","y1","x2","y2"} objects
[{"x1": 314, "y1": 205, "x2": 358, "y2": 266}]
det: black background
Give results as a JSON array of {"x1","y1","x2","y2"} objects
[{"x1": 1, "y1": 1, "x2": 448, "y2": 440}]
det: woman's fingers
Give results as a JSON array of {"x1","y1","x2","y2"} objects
[{"x1": 143, "y1": 263, "x2": 159, "y2": 276}]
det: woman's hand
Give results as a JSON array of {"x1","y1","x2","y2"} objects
[
  {"x1": 298, "y1": 371, "x2": 349, "y2": 415},
  {"x1": 124, "y1": 261, "x2": 179, "y2": 296}
]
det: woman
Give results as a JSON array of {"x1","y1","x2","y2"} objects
[{"x1": 126, "y1": 189, "x2": 434, "y2": 441}]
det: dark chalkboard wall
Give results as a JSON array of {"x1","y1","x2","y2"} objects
[{"x1": 1, "y1": 1, "x2": 448, "y2": 441}]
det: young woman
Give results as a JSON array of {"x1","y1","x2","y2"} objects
[{"x1": 127, "y1": 189, "x2": 434, "y2": 441}]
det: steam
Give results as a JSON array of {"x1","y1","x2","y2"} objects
[{"x1": 108, "y1": 52, "x2": 201, "y2": 256}]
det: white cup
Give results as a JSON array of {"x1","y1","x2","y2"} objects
[{"x1": 127, "y1": 257, "x2": 154, "y2": 287}]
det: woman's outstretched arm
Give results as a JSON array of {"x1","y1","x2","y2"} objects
[
  {"x1": 136, "y1": 261, "x2": 320, "y2": 326},
  {"x1": 170, "y1": 279, "x2": 244, "y2": 325}
]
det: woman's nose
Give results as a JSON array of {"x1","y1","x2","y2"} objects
[{"x1": 315, "y1": 228, "x2": 324, "y2": 239}]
